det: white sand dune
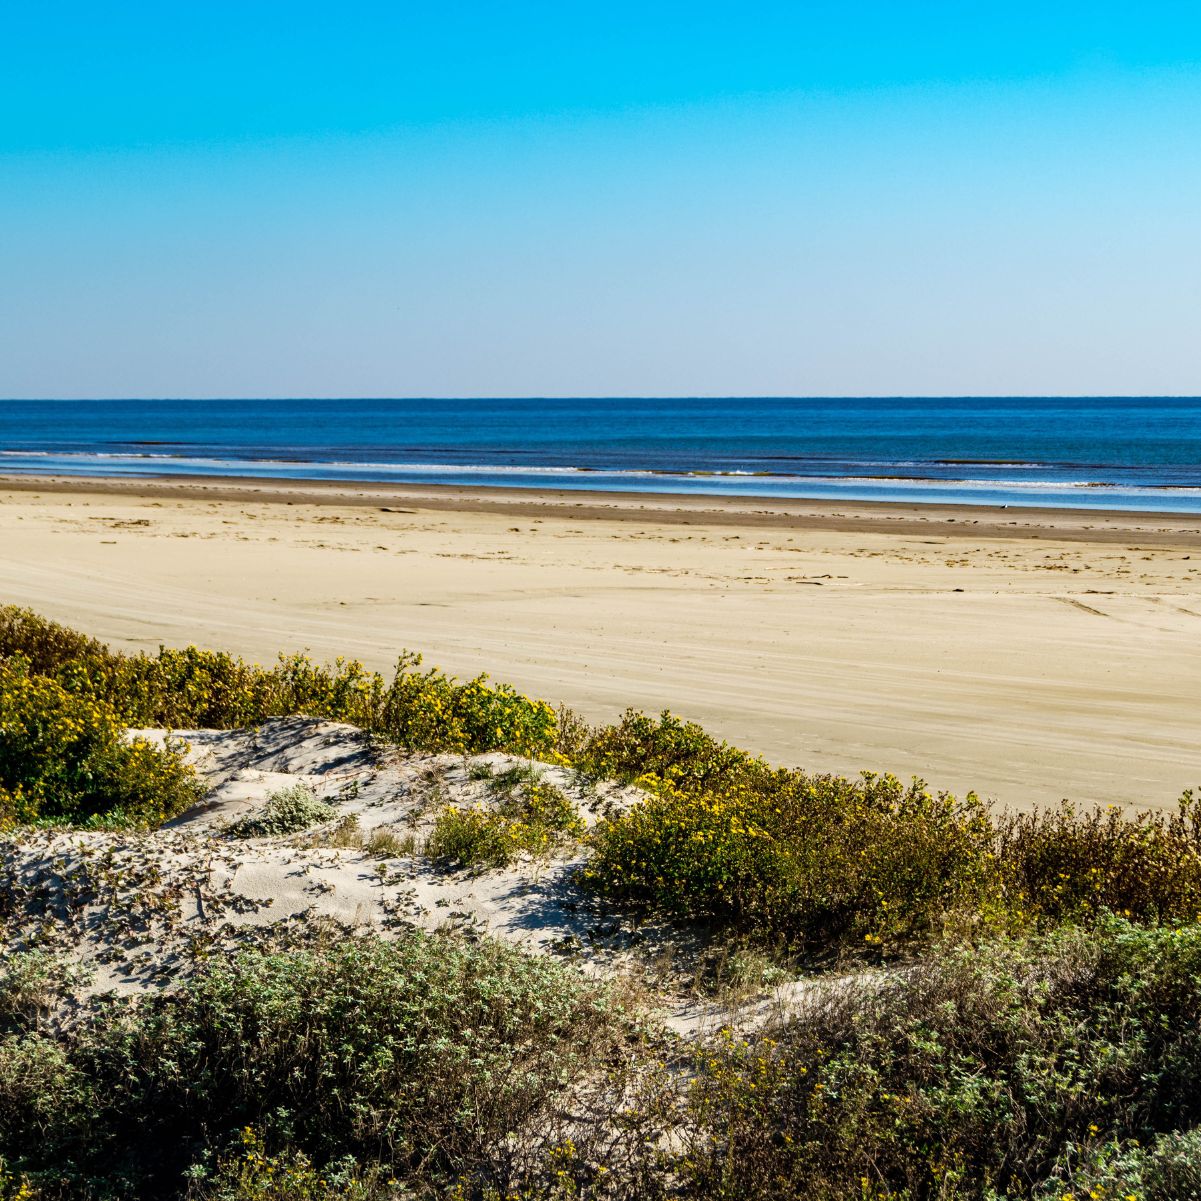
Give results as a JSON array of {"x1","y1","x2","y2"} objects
[{"x1": 9, "y1": 718, "x2": 805, "y2": 1035}]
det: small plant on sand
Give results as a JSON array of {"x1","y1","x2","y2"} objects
[
  {"x1": 0, "y1": 952, "x2": 90, "y2": 1036},
  {"x1": 362, "y1": 826, "x2": 414, "y2": 859},
  {"x1": 226, "y1": 783, "x2": 337, "y2": 839},
  {"x1": 302, "y1": 814, "x2": 364, "y2": 850},
  {"x1": 428, "y1": 771, "x2": 584, "y2": 869}
]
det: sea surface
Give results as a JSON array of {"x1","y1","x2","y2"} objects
[{"x1": 2, "y1": 397, "x2": 1201, "y2": 512}]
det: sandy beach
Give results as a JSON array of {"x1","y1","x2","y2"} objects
[{"x1": 2, "y1": 473, "x2": 1199, "y2": 812}]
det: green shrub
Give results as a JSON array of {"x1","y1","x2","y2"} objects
[
  {"x1": 189, "y1": 1128, "x2": 386, "y2": 1201},
  {"x1": 428, "y1": 772, "x2": 584, "y2": 868},
  {"x1": 580, "y1": 710, "x2": 1201, "y2": 958},
  {"x1": 575, "y1": 709, "x2": 761, "y2": 795},
  {"x1": 679, "y1": 917, "x2": 1201, "y2": 1200},
  {"x1": 1033, "y1": 1127, "x2": 1201, "y2": 1201},
  {"x1": 426, "y1": 807, "x2": 514, "y2": 868},
  {"x1": 0, "y1": 608, "x2": 111, "y2": 678},
  {"x1": 581, "y1": 770, "x2": 1005, "y2": 956},
  {"x1": 0, "y1": 1034, "x2": 98, "y2": 1182},
  {"x1": 0, "y1": 657, "x2": 201, "y2": 828},
  {"x1": 0, "y1": 929, "x2": 631, "y2": 1197},
  {"x1": 226, "y1": 784, "x2": 337, "y2": 839},
  {"x1": 1, "y1": 607, "x2": 557, "y2": 759},
  {"x1": 998, "y1": 794, "x2": 1201, "y2": 926}
]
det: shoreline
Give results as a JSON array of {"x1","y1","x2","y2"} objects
[{"x1": 4, "y1": 472, "x2": 1201, "y2": 546}]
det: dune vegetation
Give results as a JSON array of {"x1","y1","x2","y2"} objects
[{"x1": 2, "y1": 605, "x2": 1201, "y2": 1200}]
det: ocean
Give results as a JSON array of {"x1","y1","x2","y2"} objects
[{"x1": 2, "y1": 396, "x2": 1200, "y2": 512}]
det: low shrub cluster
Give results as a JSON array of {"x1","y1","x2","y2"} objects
[
  {"x1": 1033, "y1": 1128, "x2": 1201, "y2": 1201},
  {"x1": 188, "y1": 1128, "x2": 389, "y2": 1200},
  {"x1": 8, "y1": 919, "x2": 1201, "y2": 1200},
  {"x1": 428, "y1": 769, "x2": 584, "y2": 869},
  {"x1": 578, "y1": 711, "x2": 1201, "y2": 956},
  {"x1": 1, "y1": 607, "x2": 557, "y2": 759},
  {"x1": 998, "y1": 795, "x2": 1201, "y2": 923},
  {"x1": 681, "y1": 916, "x2": 1201, "y2": 1200},
  {"x1": 573, "y1": 709, "x2": 762, "y2": 795},
  {"x1": 0, "y1": 928, "x2": 644, "y2": 1199},
  {"x1": 581, "y1": 767, "x2": 1002, "y2": 956},
  {"x1": 0, "y1": 656, "x2": 201, "y2": 828}
]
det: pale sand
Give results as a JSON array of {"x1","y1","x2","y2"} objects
[{"x1": 2, "y1": 474, "x2": 1200, "y2": 812}]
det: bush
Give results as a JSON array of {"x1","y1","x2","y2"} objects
[
  {"x1": 1, "y1": 607, "x2": 557, "y2": 759},
  {"x1": 0, "y1": 608, "x2": 111, "y2": 679},
  {"x1": 679, "y1": 917, "x2": 1201, "y2": 1200},
  {"x1": 0, "y1": 657, "x2": 201, "y2": 828},
  {"x1": 575, "y1": 709, "x2": 761, "y2": 796},
  {"x1": 226, "y1": 784, "x2": 338, "y2": 839},
  {"x1": 581, "y1": 770, "x2": 1004, "y2": 957},
  {"x1": 189, "y1": 1128, "x2": 386, "y2": 1201},
  {"x1": 0, "y1": 930, "x2": 634, "y2": 1197},
  {"x1": 428, "y1": 772, "x2": 584, "y2": 869},
  {"x1": 580, "y1": 711, "x2": 1201, "y2": 958},
  {"x1": 998, "y1": 794, "x2": 1201, "y2": 926},
  {"x1": 1034, "y1": 1127, "x2": 1201, "y2": 1201}
]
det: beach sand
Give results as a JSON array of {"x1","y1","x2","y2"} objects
[{"x1": 2, "y1": 474, "x2": 1199, "y2": 812}]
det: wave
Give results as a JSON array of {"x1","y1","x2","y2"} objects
[{"x1": 3, "y1": 449, "x2": 1201, "y2": 512}]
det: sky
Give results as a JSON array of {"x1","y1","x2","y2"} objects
[{"x1": 2, "y1": 2, "x2": 1201, "y2": 398}]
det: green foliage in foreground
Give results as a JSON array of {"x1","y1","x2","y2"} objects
[
  {"x1": 0, "y1": 929, "x2": 640, "y2": 1200},
  {"x1": 6, "y1": 919, "x2": 1201, "y2": 1199},
  {"x1": 683, "y1": 917, "x2": 1201, "y2": 1201},
  {"x1": 0, "y1": 656, "x2": 200, "y2": 828}
]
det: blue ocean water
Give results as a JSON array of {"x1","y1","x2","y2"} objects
[{"x1": 2, "y1": 397, "x2": 1201, "y2": 512}]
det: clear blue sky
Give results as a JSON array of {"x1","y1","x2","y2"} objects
[{"x1": 3, "y1": 2, "x2": 1200, "y2": 397}]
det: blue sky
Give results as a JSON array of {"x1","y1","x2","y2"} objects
[{"x1": 2, "y1": 2, "x2": 1200, "y2": 396}]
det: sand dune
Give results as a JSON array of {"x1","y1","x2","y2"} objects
[
  {"x1": 1, "y1": 475, "x2": 1199, "y2": 811},
  {"x1": 11, "y1": 716, "x2": 752, "y2": 1034}
]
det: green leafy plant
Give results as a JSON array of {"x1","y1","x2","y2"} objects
[
  {"x1": 0, "y1": 928, "x2": 634, "y2": 1197},
  {"x1": 226, "y1": 783, "x2": 338, "y2": 839},
  {"x1": 680, "y1": 917, "x2": 1201, "y2": 1201},
  {"x1": 0, "y1": 656, "x2": 200, "y2": 828},
  {"x1": 428, "y1": 771, "x2": 584, "y2": 868}
]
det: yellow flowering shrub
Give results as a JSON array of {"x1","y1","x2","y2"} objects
[
  {"x1": 0, "y1": 657, "x2": 200, "y2": 827},
  {"x1": 582, "y1": 769, "x2": 1005, "y2": 955},
  {"x1": 2, "y1": 607, "x2": 557, "y2": 758},
  {"x1": 427, "y1": 775, "x2": 584, "y2": 868}
]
